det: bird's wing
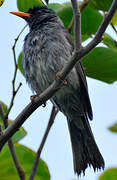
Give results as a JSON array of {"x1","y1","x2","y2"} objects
[
  {"x1": 65, "y1": 30, "x2": 93, "y2": 120},
  {"x1": 75, "y1": 61, "x2": 93, "y2": 120}
]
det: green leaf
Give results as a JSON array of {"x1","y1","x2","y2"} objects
[
  {"x1": 108, "y1": 122, "x2": 117, "y2": 133},
  {"x1": 57, "y1": 5, "x2": 73, "y2": 29},
  {"x1": 48, "y1": 3, "x2": 63, "y2": 12},
  {"x1": 89, "y1": 0, "x2": 113, "y2": 11},
  {"x1": 9, "y1": 120, "x2": 27, "y2": 142},
  {"x1": 0, "y1": 101, "x2": 27, "y2": 142},
  {"x1": 17, "y1": 0, "x2": 45, "y2": 12},
  {"x1": 81, "y1": 5, "x2": 103, "y2": 35},
  {"x1": 0, "y1": 101, "x2": 8, "y2": 114},
  {"x1": 103, "y1": 34, "x2": 117, "y2": 51},
  {"x1": 57, "y1": 4, "x2": 102, "y2": 38},
  {"x1": 112, "y1": 13, "x2": 117, "y2": 25},
  {"x1": 0, "y1": 144, "x2": 50, "y2": 180},
  {"x1": 99, "y1": 168, "x2": 117, "y2": 180},
  {"x1": 0, "y1": 0, "x2": 5, "y2": 7},
  {"x1": 18, "y1": 52, "x2": 24, "y2": 76},
  {"x1": 82, "y1": 47, "x2": 117, "y2": 84}
]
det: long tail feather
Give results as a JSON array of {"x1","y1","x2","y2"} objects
[{"x1": 67, "y1": 115, "x2": 105, "y2": 175}]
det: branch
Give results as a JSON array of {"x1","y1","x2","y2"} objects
[
  {"x1": 0, "y1": 26, "x2": 27, "y2": 179},
  {"x1": 68, "y1": 0, "x2": 90, "y2": 34},
  {"x1": 111, "y1": 22, "x2": 117, "y2": 34},
  {"x1": 0, "y1": 0, "x2": 117, "y2": 151},
  {"x1": 6, "y1": 26, "x2": 27, "y2": 117},
  {"x1": 71, "y1": 0, "x2": 81, "y2": 49},
  {"x1": 6, "y1": 83, "x2": 22, "y2": 117},
  {"x1": 0, "y1": 104, "x2": 25, "y2": 179},
  {"x1": 29, "y1": 106, "x2": 58, "y2": 180},
  {"x1": 84, "y1": 0, "x2": 117, "y2": 53}
]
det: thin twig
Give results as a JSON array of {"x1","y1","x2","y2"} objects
[
  {"x1": 0, "y1": 0, "x2": 117, "y2": 151},
  {"x1": 80, "y1": 0, "x2": 90, "y2": 12},
  {"x1": 111, "y1": 22, "x2": 117, "y2": 34},
  {"x1": 0, "y1": 125, "x2": 3, "y2": 136},
  {"x1": 0, "y1": 25, "x2": 27, "y2": 179},
  {"x1": 0, "y1": 106, "x2": 3, "y2": 136},
  {"x1": 45, "y1": 0, "x2": 49, "y2": 4},
  {"x1": 0, "y1": 104, "x2": 25, "y2": 179},
  {"x1": 6, "y1": 83, "x2": 22, "y2": 117},
  {"x1": 29, "y1": 106, "x2": 58, "y2": 180},
  {"x1": 68, "y1": 17, "x2": 74, "y2": 34},
  {"x1": 71, "y1": 0, "x2": 81, "y2": 49},
  {"x1": 6, "y1": 25, "x2": 27, "y2": 118},
  {"x1": 84, "y1": 0, "x2": 117, "y2": 53},
  {"x1": 68, "y1": 0, "x2": 90, "y2": 34}
]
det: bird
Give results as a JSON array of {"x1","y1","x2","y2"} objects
[{"x1": 11, "y1": 6, "x2": 105, "y2": 175}]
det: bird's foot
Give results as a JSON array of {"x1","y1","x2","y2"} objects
[
  {"x1": 30, "y1": 93, "x2": 46, "y2": 107},
  {"x1": 55, "y1": 72, "x2": 67, "y2": 85}
]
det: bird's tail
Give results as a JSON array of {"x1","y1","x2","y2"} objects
[{"x1": 67, "y1": 115, "x2": 105, "y2": 175}]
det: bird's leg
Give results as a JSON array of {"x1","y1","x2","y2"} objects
[
  {"x1": 30, "y1": 93, "x2": 46, "y2": 107},
  {"x1": 55, "y1": 72, "x2": 67, "y2": 86}
]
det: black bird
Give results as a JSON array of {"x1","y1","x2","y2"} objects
[{"x1": 11, "y1": 6, "x2": 105, "y2": 175}]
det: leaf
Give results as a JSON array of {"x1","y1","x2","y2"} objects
[
  {"x1": 0, "y1": 101, "x2": 27, "y2": 142},
  {"x1": 18, "y1": 52, "x2": 24, "y2": 76},
  {"x1": 103, "y1": 34, "x2": 117, "y2": 51},
  {"x1": 57, "y1": 4, "x2": 102, "y2": 38},
  {"x1": 82, "y1": 47, "x2": 117, "y2": 84},
  {"x1": 112, "y1": 13, "x2": 117, "y2": 25},
  {"x1": 108, "y1": 122, "x2": 117, "y2": 133},
  {"x1": 89, "y1": 0, "x2": 113, "y2": 11},
  {"x1": 99, "y1": 168, "x2": 117, "y2": 180},
  {"x1": 17, "y1": 0, "x2": 45, "y2": 12},
  {"x1": 57, "y1": 5, "x2": 73, "y2": 29},
  {"x1": 0, "y1": 101, "x2": 8, "y2": 114},
  {"x1": 0, "y1": 143, "x2": 50, "y2": 180},
  {"x1": 81, "y1": 5, "x2": 103, "y2": 35},
  {"x1": 9, "y1": 120, "x2": 27, "y2": 142},
  {"x1": 0, "y1": 0, "x2": 4, "y2": 7},
  {"x1": 48, "y1": 3, "x2": 63, "y2": 12}
]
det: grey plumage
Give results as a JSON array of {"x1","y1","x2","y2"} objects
[{"x1": 21, "y1": 6, "x2": 104, "y2": 175}]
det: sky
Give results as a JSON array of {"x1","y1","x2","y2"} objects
[{"x1": 0, "y1": 0, "x2": 117, "y2": 180}]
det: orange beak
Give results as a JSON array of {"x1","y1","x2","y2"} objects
[{"x1": 10, "y1": 11, "x2": 30, "y2": 18}]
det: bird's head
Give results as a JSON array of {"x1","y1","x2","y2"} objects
[{"x1": 10, "y1": 6, "x2": 56, "y2": 29}]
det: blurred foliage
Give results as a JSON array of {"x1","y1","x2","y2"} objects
[
  {"x1": 0, "y1": 0, "x2": 4, "y2": 7},
  {"x1": 112, "y1": 13, "x2": 117, "y2": 25},
  {"x1": 0, "y1": 144, "x2": 50, "y2": 180},
  {"x1": 103, "y1": 34, "x2": 117, "y2": 51},
  {"x1": 99, "y1": 168, "x2": 117, "y2": 180},
  {"x1": 82, "y1": 47, "x2": 117, "y2": 84},
  {"x1": 0, "y1": 100, "x2": 50, "y2": 179},
  {"x1": 108, "y1": 122, "x2": 117, "y2": 133},
  {"x1": 89, "y1": 0, "x2": 113, "y2": 11},
  {"x1": 0, "y1": 101, "x2": 27, "y2": 142},
  {"x1": 18, "y1": 52, "x2": 24, "y2": 75},
  {"x1": 17, "y1": 0, "x2": 45, "y2": 12}
]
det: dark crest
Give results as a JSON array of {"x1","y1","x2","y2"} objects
[{"x1": 27, "y1": 6, "x2": 55, "y2": 16}]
